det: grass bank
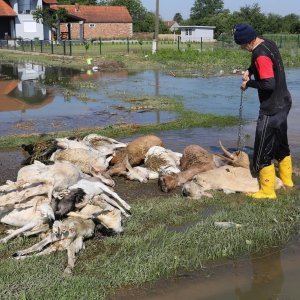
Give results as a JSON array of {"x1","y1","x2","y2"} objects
[
  {"x1": 1, "y1": 47, "x2": 300, "y2": 75},
  {"x1": 0, "y1": 189, "x2": 299, "y2": 299}
]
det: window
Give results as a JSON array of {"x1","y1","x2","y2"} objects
[
  {"x1": 18, "y1": 0, "x2": 38, "y2": 14},
  {"x1": 185, "y1": 29, "x2": 193, "y2": 36},
  {"x1": 89, "y1": 23, "x2": 95, "y2": 28}
]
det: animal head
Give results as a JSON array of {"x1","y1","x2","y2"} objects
[
  {"x1": 52, "y1": 220, "x2": 78, "y2": 239},
  {"x1": 94, "y1": 209, "x2": 123, "y2": 234},
  {"x1": 119, "y1": 155, "x2": 149, "y2": 183},
  {"x1": 216, "y1": 141, "x2": 250, "y2": 169},
  {"x1": 158, "y1": 173, "x2": 179, "y2": 192},
  {"x1": 182, "y1": 179, "x2": 212, "y2": 199},
  {"x1": 52, "y1": 221, "x2": 69, "y2": 238}
]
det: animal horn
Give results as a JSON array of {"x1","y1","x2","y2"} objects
[
  {"x1": 219, "y1": 141, "x2": 235, "y2": 159},
  {"x1": 215, "y1": 154, "x2": 234, "y2": 163}
]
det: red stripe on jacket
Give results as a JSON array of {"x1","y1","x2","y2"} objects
[{"x1": 254, "y1": 56, "x2": 274, "y2": 79}]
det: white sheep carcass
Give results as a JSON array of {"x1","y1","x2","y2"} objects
[
  {"x1": 50, "y1": 148, "x2": 114, "y2": 186},
  {"x1": 13, "y1": 217, "x2": 95, "y2": 274},
  {"x1": 182, "y1": 165, "x2": 283, "y2": 199}
]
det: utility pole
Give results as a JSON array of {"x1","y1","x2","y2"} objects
[{"x1": 152, "y1": 0, "x2": 159, "y2": 54}]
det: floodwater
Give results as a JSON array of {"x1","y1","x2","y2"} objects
[
  {"x1": 0, "y1": 63, "x2": 300, "y2": 300},
  {"x1": 0, "y1": 63, "x2": 299, "y2": 151},
  {"x1": 113, "y1": 238, "x2": 300, "y2": 300}
]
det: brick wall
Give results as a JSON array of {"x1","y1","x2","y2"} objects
[{"x1": 60, "y1": 22, "x2": 133, "y2": 39}]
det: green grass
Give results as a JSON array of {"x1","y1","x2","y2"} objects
[
  {"x1": 1, "y1": 40, "x2": 300, "y2": 74},
  {"x1": 0, "y1": 191, "x2": 299, "y2": 299}
]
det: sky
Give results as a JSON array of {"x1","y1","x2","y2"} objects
[{"x1": 141, "y1": 0, "x2": 300, "y2": 20}]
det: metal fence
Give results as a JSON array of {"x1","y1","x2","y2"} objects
[{"x1": 0, "y1": 35, "x2": 299, "y2": 56}]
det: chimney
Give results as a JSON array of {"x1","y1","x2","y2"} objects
[{"x1": 75, "y1": 4, "x2": 80, "y2": 12}]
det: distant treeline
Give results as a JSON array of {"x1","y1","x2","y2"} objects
[
  {"x1": 181, "y1": 2, "x2": 300, "y2": 37},
  {"x1": 57, "y1": 0, "x2": 300, "y2": 36}
]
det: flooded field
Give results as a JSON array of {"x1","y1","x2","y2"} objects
[
  {"x1": 0, "y1": 63, "x2": 299, "y2": 144},
  {"x1": 0, "y1": 63, "x2": 299, "y2": 300}
]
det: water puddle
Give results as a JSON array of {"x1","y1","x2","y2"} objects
[
  {"x1": 112, "y1": 238, "x2": 300, "y2": 300},
  {"x1": 0, "y1": 63, "x2": 177, "y2": 136}
]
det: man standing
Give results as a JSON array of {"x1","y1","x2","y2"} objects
[{"x1": 233, "y1": 23, "x2": 294, "y2": 199}]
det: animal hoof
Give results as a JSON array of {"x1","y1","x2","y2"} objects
[{"x1": 64, "y1": 266, "x2": 73, "y2": 275}]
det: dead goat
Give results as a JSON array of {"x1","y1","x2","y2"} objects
[{"x1": 51, "y1": 188, "x2": 86, "y2": 220}]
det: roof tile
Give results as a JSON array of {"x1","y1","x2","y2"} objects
[
  {"x1": 0, "y1": 0, "x2": 17, "y2": 17},
  {"x1": 50, "y1": 5, "x2": 132, "y2": 23}
]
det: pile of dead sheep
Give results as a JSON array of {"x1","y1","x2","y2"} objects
[{"x1": 0, "y1": 134, "x2": 285, "y2": 274}]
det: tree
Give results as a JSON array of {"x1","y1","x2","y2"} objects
[
  {"x1": 173, "y1": 13, "x2": 183, "y2": 24},
  {"x1": 133, "y1": 11, "x2": 168, "y2": 33},
  {"x1": 282, "y1": 14, "x2": 300, "y2": 33},
  {"x1": 235, "y1": 4, "x2": 267, "y2": 34},
  {"x1": 264, "y1": 14, "x2": 282, "y2": 33},
  {"x1": 98, "y1": 0, "x2": 147, "y2": 32},
  {"x1": 32, "y1": 7, "x2": 68, "y2": 40},
  {"x1": 190, "y1": 0, "x2": 224, "y2": 21}
]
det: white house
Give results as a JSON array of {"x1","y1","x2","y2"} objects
[
  {"x1": 178, "y1": 25, "x2": 215, "y2": 42},
  {"x1": 0, "y1": 0, "x2": 57, "y2": 40}
]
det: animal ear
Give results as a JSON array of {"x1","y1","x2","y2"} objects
[
  {"x1": 124, "y1": 155, "x2": 132, "y2": 171},
  {"x1": 90, "y1": 159, "x2": 101, "y2": 173},
  {"x1": 213, "y1": 155, "x2": 227, "y2": 167}
]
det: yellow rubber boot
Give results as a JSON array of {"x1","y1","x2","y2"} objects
[
  {"x1": 278, "y1": 155, "x2": 294, "y2": 187},
  {"x1": 247, "y1": 164, "x2": 277, "y2": 199}
]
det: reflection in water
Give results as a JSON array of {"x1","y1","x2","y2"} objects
[
  {"x1": 114, "y1": 240, "x2": 300, "y2": 300},
  {"x1": 0, "y1": 63, "x2": 52, "y2": 113},
  {"x1": 235, "y1": 251, "x2": 283, "y2": 300}
]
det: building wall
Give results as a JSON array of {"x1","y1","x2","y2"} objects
[
  {"x1": 11, "y1": 0, "x2": 44, "y2": 40},
  {"x1": 60, "y1": 22, "x2": 133, "y2": 39},
  {"x1": 181, "y1": 28, "x2": 214, "y2": 42}
]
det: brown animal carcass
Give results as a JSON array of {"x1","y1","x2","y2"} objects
[
  {"x1": 159, "y1": 145, "x2": 215, "y2": 192},
  {"x1": 108, "y1": 135, "x2": 164, "y2": 176},
  {"x1": 159, "y1": 142, "x2": 251, "y2": 193}
]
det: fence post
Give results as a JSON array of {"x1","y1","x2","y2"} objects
[
  {"x1": 177, "y1": 35, "x2": 180, "y2": 50},
  {"x1": 63, "y1": 41, "x2": 66, "y2": 55},
  {"x1": 14, "y1": 39, "x2": 16, "y2": 50},
  {"x1": 127, "y1": 37, "x2": 129, "y2": 54},
  {"x1": 51, "y1": 40, "x2": 54, "y2": 54},
  {"x1": 6, "y1": 39, "x2": 9, "y2": 49},
  {"x1": 22, "y1": 40, "x2": 24, "y2": 51},
  {"x1": 31, "y1": 40, "x2": 33, "y2": 52},
  {"x1": 298, "y1": 34, "x2": 300, "y2": 48},
  {"x1": 40, "y1": 40, "x2": 43, "y2": 53},
  {"x1": 99, "y1": 38, "x2": 102, "y2": 55},
  {"x1": 201, "y1": 37, "x2": 203, "y2": 52},
  {"x1": 69, "y1": 40, "x2": 72, "y2": 56}
]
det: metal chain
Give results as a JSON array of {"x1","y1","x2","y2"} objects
[{"x1": 237, "y1": 90, "x2": 244, "y2": 151}]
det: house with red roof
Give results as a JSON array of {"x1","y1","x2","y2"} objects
[
  {"x1": 164, "y1": 20, "x2": 179, "y2": 32},
  {"x1": 0, "y1": 0, "x2": 17, "y2": 39},
  {"x1": 0, "y1": 0, "x2": 132, "y2": 40},
  {"x1": 51, "y1": 4, "x2": 133, "y2": 40}
]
